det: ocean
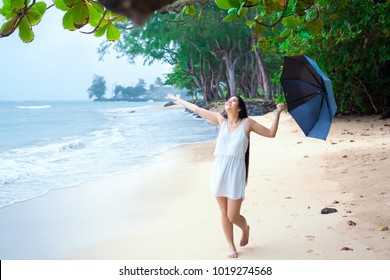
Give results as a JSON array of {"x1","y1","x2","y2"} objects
[{"x1": 0, "y1": 101, "x2": 218, "y2": 209}]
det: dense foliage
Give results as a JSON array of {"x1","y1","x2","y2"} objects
[
  {"x1": 275, "y1": 0, "x2": 389, "y2": 114},
  {"x1": 111, "y1": 3, "x2": 283, "y2": 102},
  {"x1": 1, "y1": 0, "x2": 389, "y2": 115}
]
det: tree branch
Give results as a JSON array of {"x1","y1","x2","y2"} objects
[
  {"x1": 161, "y1": 0, "x2": 211, "y2": 13},
  {"x1": 356, "y1": 77, "x2": 378, "y2": 113},
  {"x1": 255, "y1": 0, "x2": 289, "y2": 28}
]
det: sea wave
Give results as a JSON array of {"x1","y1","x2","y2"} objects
[
  {"x1": 0, "y1": 102, "x2": 217, "y2": 208},
  {"x1": 15, "y1": 105, "x2": 51, "y2": 109}
]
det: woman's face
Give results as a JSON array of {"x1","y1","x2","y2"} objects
[{"x1": 225, "y1": 96, "x2": 240, "y2": 113}]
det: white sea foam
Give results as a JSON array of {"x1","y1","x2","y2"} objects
[
  {"x1": 15, "y1": 105, "x2": 51, "y2": 109},
  {"x1": 0, "y1": 101, "x2": 217, "y2": 208}
]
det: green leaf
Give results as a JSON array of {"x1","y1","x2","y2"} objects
[
  {"x1": 31, "y1": 2, "x2": 47, "y2": 15},
  {"x1": 223, "y1": 12, "x2": 238, "y2": 22},
  {"x1": 264, "y1": 0, "x2": 283, "y2": 14},
  {"x1": 184, "y1": 6, "x2": 196, "y2": 16},
  {"x1": 0, "y1": 17, "x2": 17, "y2": 35},
  {"x1": 246, "y1": 20, "x2": 256, "y2": 28},
  {"x1": 304, "y1": 19, "x2": 323, "y2": 36},
  {"x1": 26, "y1": 10, "x2": 44, "y2": 26},
  {"x1": 282, "y1": 16, "x2": 303, "y2": 29},
  {"x1": 1, "y1": 0, "x2": 11, "y2": 17},
  {"x1": 72, "y1": 2, "x2": 89, "y2": 29},
  {"x1": 115, "y1": 16, "x2": 127, "y2": 22},
  {"x1": 280, "y1": 27, "x2": 291, "y2": 38},
  {"x1": 87, "y1": 2, "x2": 101, "y2": 26},
  {"x1": 10, "y1": 0, "x2": 25, "y2": 10},
  {"x1": 18, "y1": 17, "x2": 34, "y2": 43},
  {"x1": 63, "y1": 0, "x2": 80, "y2": 8},
  {"x1": 94, "y1": 24, "x2": 107, "y2": 37},
  {"x1": 237, "y1": 0, "x2": 246, "y2": 14},
  {"x1": 253, "y1": 23, "x2": 267, "y2": 35},
  {"x1": 238, "y1": 7, "x2": 248, "y2": 18},
  {"x1": 216, "y1": 0, "x2": 241, "y2": 10},
  {"x1": 62, "y1": 9, "x2": 76, "y2": 30},
  {"x1": 198, "y1": 9, "x2": 204, "y2": 20},
  {"x1": 0, "y1": 0, "x2": 24, "y2": 18},
  {"x1": 296, "y1": 0, "x2": 314, "y2": 11},
  {"x1": 106, "y1": 23, "x2": 120, "y2": 41},
  {"x1": 91, "y1": 1, "x2": 105, "y2": 13},
  {"x1": 215, "y1": 0, "x2": 233, "y2": 10},
  {"x1": 276, "y1": 93, "x2": 286, "y2": 104},
  {"x1": 227, "y1": 8, "x2": 238, "y2": 15},
  {"x1": 54, "y1": 0, "x2": 70, "y2": 11},
  {"x1": 228, "y1": 0, "x2": 241, "y2": 8}
]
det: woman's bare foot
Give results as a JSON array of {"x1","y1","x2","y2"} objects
[
  {"x1": 228, "y1": 245, "x2": 238, "y2": 258},
  {"x1": 240, "y1": 225, "x2": 250, "y2": 247}
]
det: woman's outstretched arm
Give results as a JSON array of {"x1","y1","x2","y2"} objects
[
  {"x1": 247, "y1": 103, "x2": 286, "y2": 138},
  {"x1": 167, "y1": 94, "x2": 223, "y2": 125}
]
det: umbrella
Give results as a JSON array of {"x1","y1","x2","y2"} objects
[{"x1": 280, "y1": 55, "x2": 337, "y2": 140}]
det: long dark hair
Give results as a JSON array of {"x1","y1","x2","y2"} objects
[{"x1": 221, "y1": 95, "x2": 250, "y2": 183}]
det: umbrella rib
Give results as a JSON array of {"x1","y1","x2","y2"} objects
[
  {"x1": 287, "y1": 91, "x2": 322, "y2": 107},
  {"x1": 288, "y1": 56, "x2": 323, "y2": 87},
  {"x1": 282, "y1": 78, "x2": 322, "y2": 90},
  {"x1": 309, "y1": 91, "x2": 325, "y2": 135},
  {"x1": 302, "y1": 61, "x2": 322, "y2": 87}
]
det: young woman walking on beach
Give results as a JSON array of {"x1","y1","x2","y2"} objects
[{"x1": 167, "y1": 93, "x2": 286, "y2": 258}]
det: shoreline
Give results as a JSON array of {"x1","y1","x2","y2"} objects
[
  {"x1": 0, "y1": 112, "x2": 389, "y2": 259},
  {"x1": 0, "y1": 105, "x2": 216, "y2": 209}
]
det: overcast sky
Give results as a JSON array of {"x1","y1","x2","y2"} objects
[{"x1": 0, "y1": 4, "x2": 172, "y2": 101}]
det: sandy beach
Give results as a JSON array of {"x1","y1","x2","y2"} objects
[{"x1": 0, "y1": 108, "x2": 389, "y2": 260}]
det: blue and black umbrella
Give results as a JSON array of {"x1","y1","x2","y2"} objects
[{"x1": 281, "y1": 55, "x2": 337, "y2": 140}]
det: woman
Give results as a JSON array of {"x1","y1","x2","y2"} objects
[{"x1": 167, "y1": 93, "x2": 286, "y2": 258}]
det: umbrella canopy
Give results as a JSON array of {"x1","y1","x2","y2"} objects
[{"x1": 281, "y1": 55, "x2": 337, "y2": 140}]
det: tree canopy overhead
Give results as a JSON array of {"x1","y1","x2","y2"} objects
[{"x1": 0, "y1": 0, "x2": 329, "y2": 43}]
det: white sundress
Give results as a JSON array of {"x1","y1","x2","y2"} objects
[{"x1": 211, "y1": 119, "x2": 249, "y2": 200}]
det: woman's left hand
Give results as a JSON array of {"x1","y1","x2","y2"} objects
[
  {"x1": 276, "y1": 103, "x2": 287, "y2": 113},
  {"x1": 167, "y1": 93, "x2": 180, "y2": 102}
]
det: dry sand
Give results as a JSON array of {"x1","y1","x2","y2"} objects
[{"x1": 0, "y1": 110, "x2": 389, "y2": 260}]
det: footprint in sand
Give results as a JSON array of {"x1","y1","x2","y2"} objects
[
  {"x1": 306, "y1": 249, "x2": 321, "y2": 256},
  {"x1": 305, "y1": 235, "x2": 316, "y2": 241}
]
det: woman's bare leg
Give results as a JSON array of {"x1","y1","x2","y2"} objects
[
  {"x1": 216, "y1": 197, "x2": 237, "y2": 258},
  {"x1": 227, "y1": 198, "x2": 250, "y2": 247}
]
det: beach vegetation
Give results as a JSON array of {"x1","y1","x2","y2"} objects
[
  {"x1": 1, "y1": 0, "x2": 389, "y2": 115},
  {"x1": 87, "y1": 74, "x2": 107, "y2": 101},
  {"x1": 91, "y1": 76, "x2": 185, "y2": 102},
  {"x1": 272, "y1": 0, "x2": 389, "y2": 114},
  {"x1": 110, "y1": 3, "x2": 278, "y2": 102}
]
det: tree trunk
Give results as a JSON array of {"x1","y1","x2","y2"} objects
[
  {"x1": 225, "y1": 57, "x2": 236, "y2": 97},
  {"x1": 254, "y1": 47, "x2": 270, "y2": 99}
]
